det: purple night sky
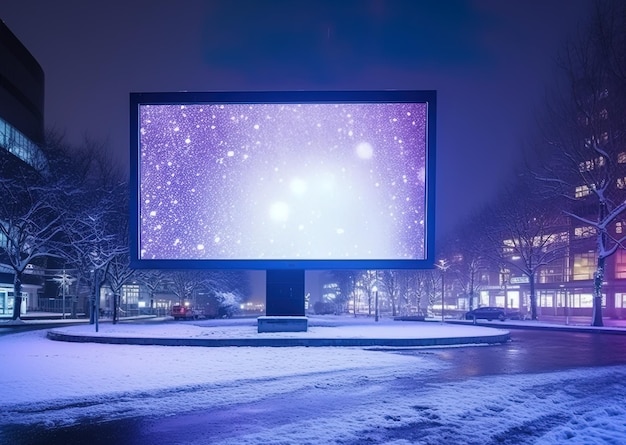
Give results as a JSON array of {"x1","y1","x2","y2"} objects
[
  {"x1": 139, "y1": 102, "x2": 427, "y2": 260},
  {"x1": 0, "y1": 0, "x2": 595, "y2": 238}
]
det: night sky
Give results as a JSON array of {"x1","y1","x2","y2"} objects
[{"x1": 0, "y1": 0, "x2": 593, "y2": 239}]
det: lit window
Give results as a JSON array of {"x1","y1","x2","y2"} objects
[
  {"x1": 574, "y1": 226, "x2": 596, "y2": 238},
  {"x1": 573, "y1": 251, "x2": 597, "y2": 280},
  {"x1": 578, "y1": 157, "x2": 605, "y2": 172},
  {"x1": 575, "y1": 185, "x2": 591, "y2": 198},
  {"x1": 618, "y1": 178, "x2": 626, "y2": 189},
  {"x1": 615, "y1": 250, "x2": 626, "y2": 279},
  {"x1": 0, "y1": 117, "x2": 48, "y2": 173},
  {"x1": 617, "y1": 222, "x2": 623, "y2": 234},
  {"x1": 618, "y1": 152, "x2": 626, "y2": 164}
]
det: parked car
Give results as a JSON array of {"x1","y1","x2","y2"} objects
[
  {"x1": 170, "y1": 304, "x2": 204, "y2": 320},
  {"x1": 464, "y1": 307, "x2": 521, "y2": 321}
]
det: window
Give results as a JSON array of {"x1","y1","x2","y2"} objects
[
  {"x1": 617, "y1": 222, "x2": 623, "y2": 235},
  {"x1": 616, "y1": 293, "x2": 626, "y2": 308},
  {"x1": 569, "y1": 292, "x2": 596, "y2": 308},
  {"x1": 572, "y1": 251, "x2": 596, "y2": 280},
  {"x1": 578, "y1": 157, "x2": 605, "y2": 172},
  {"x1": 0, "y1": 118, "x2": 48, "y2": 173},
  {"x1": 615, "y1": 249, "x2": 626, "y2": 279},
  {"x1": 479, "y1": 291, "x2": 489, "y2": 306},
  {"x1": 618, "y1": 177, "x2": 626, "y2": 189},
  {"x1": 122, "y1": 285, "x2": 140, "y2": 306},
  {"x1": 539, "y1": 263, "x2": 566, "y2": 283},
  {"x1": 574, "y1": 226, "x2": 596, "y2": 238},
  {"x1": 575, "y1": 185, "x2": 592, "y2": 198},
  {"x1": 600, "y1": 109, "x2": 608, "y2": 120},
  {"x1": 539, "y1": 292, "x2": 554, "y2": 308},
  {"x1": 479, "y1": 273, "x2": 490, "y2": 285},
  {"x1": 618, "y1": 152, "x2": 626, "y2": 164}
]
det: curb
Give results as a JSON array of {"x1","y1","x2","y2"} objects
[
  {"x1": 46, "y1": 330, "x2": 511, "y2": 348},
  {"x1": 446, "y1": 320, "x2": 626, "y2": 335}
]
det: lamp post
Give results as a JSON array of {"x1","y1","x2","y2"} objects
[
  {"x1": 373, "y1": 285, "x2": 379, "y2": 322},
  {"x1": 52, "y1": 270, "x2": 75, "y2": 320},
  {"x1": 436, "y1": 259, "x2": 449, "y2": 323}
]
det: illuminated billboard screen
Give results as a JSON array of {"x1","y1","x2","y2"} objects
[{"x1": 130, "y1": 91, "x2": 436, "y2": 269}]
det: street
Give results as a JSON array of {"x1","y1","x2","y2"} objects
[{"x1": 2, "y1": 328, "x2": 626, "y2": 444}]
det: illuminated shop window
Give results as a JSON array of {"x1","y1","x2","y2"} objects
[
  {"x1": 569, "y1": 292, "x2": 596, "y2": 308},
  {"x1": 122, "y1": 285, "x2": 140, "y2": 305}
]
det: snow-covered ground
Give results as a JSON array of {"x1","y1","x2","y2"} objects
[
  {"x1": 1, "y1": 317, "x2": 625, "y2": 444},
  {"x1": 47, "y1": 315, "x2": 508, "y2": 339}
]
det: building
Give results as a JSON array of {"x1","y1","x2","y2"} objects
[
  {"x1": 0, "y1": 19, "x2": 48, "y2": 316},
  {"x1": 462, "y1": 82, "x2": 626, "y2": 322}
]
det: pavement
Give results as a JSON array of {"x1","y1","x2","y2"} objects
[{"x1": 2, "y1": 313, "x2": 626, "y2": 347}]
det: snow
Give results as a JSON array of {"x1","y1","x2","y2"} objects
[
  {"x1": 45, "y1": 315, "x2": 508, "y2": 339},
  {"x1": 1, "y1": 316, "x2": 625, "y2": 444}
]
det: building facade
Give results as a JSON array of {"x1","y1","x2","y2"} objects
[{"x1": 0, "y1": 20, "x2": 47, "y2": 316}]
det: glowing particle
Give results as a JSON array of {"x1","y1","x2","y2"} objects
[
  {"x1": 290, "y1": 178, "x2": 307, "y2": 196},
  {"x1": 149, "y1": 211, "x2": 157, "y2": 217},
  {"x1": 227, "y1": 150, "x2": 235, "y2": 157},
  {"x1": 269, "y1": 202, "x2": 289, "y2": 222},
  {"x1": 355, "y1": 142, "x2": 373, "y2": 159},
  {"x1": 254, "y1": 124, "x2": 260, "y2": 130},
  {"x1": 197, "y1": 244, "x2": 205, "y2": 250}
]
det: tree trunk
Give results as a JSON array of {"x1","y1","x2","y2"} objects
[
  {"x1": 113, "y1": 292, "x2": 119, "y2": 324},
  {"x1": 592, "y1": 257, "x2": 605, "y2": 327},
  {"x1": 11, "y1": 274, "x2": 23, "y2": 320},
  {"x1": 529, "y1": 273, "x2": 538, "y2": 320}
]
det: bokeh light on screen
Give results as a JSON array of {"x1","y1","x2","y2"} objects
[{"x1": 137, "y1": 98, "x2": 430, "y2": 264}]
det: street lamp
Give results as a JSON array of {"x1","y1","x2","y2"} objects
[
  {"x1": 52, "y1": 270, "x2": 75, "y2": 320},
  {"x1": 373, "y1": 285, "x2": 379, "y2": 322},
  {"x1": 436, "y1": 259, "x2": 449, "y2": 323}
]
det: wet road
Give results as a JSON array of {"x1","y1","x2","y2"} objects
[
  {"x1": 403, "y1": 329, "x2": 626, "y2": 379},
  {"x1": 4, "y1": 329, "x2": 626, "y2": 445}
]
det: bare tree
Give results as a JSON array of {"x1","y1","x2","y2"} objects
[
  {"x1": 330, "y1": 270, "x2": 358, "y2": 314},
  {"x1": 55, "y1": 139, "x2": 130, "y2": 327},
  {"x1": 485, "y1": 182, "x2": 569, "y2": 320},
  {"x1": 0, "y1": 160, "x2": 68, "y2": 320},
  {"x1": 536, "y1": 0, "x2": 626, "y2": 325},
  {"x1": 440, "y1": 214, "x2": 491, "y2": 312},
  {"x1": 134, "y1": 269, "x2": 169, "y2": 313},
  {"x1": 379, "y1": 270, "x2": 399, "y2": 317}
]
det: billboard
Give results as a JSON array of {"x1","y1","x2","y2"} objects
[{"x1": 130, "y1": 90, "x2": 436, "y2": 269}]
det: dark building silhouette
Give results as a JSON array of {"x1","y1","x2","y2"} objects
[{"x1": 0, "y1": 20, "x2": 47, "y2": 316}]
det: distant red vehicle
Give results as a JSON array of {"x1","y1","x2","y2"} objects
[{"x1": 170, "y1": 304, "x2": 204, "y2": 320}]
